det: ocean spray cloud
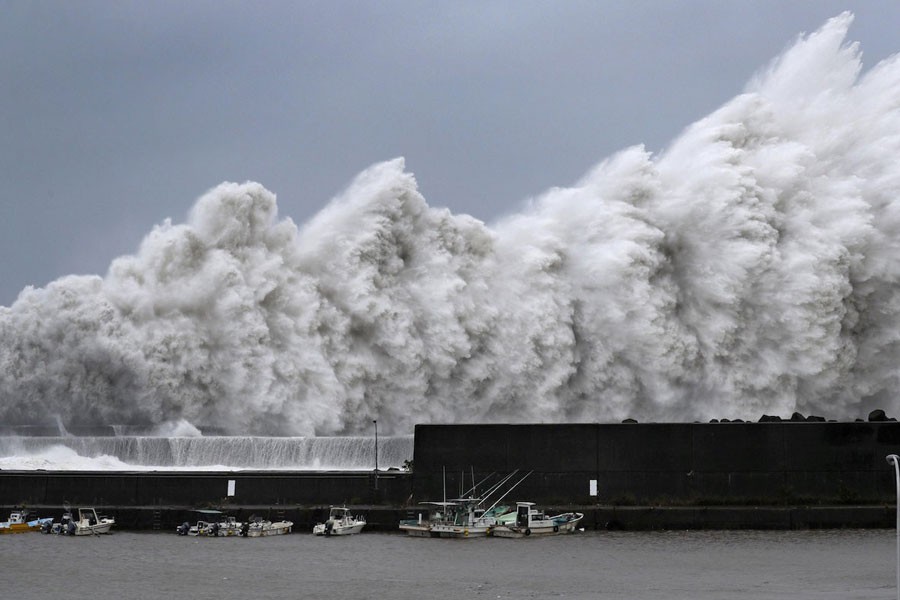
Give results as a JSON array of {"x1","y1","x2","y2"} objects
[{"x1": 1, "y1": 14, "x2": 897, "y2": 434}]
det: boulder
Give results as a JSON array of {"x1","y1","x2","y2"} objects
[{"x1": 868, "y1": 409, "x2": 889, "y2": 422}]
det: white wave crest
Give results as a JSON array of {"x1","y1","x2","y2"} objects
[{"x1": 2, "y1": 13, "x2": 898, "y2": 433}]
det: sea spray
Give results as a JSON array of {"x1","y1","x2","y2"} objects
[
  {"x1": 1, "y1": 13, "x2": 899, "y2": 434},
  {"x1": 0, "y1": 436, "x2": 414, "y2": 470}
]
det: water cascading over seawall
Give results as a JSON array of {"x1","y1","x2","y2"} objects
[
  {"x1": 0, "y1": 436, "x2": 413, "y2": 471},
  {"x1": 2, "y1": 13, "x2": 900, "y2": 438}
]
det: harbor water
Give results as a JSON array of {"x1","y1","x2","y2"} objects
[{"x1": 2, "y1": 529, "x2": 894, "y2": 599}]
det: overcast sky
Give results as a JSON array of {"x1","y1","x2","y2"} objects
[{"x1": 2, "y1": 1, "x2": 898, "y2": 307}]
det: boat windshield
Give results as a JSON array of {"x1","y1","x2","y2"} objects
[{"x1": 483, "y1": 505, "x2": 510, "y2": 517}]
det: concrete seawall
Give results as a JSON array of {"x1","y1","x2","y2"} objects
[
  {"x1": 2, "y1": 421, "x2": 899, "y2": 530},
  {"x1": 0, "y1": 470, "x2": 410, "y2": 506},
  {"x1": 411, "y1": 422, "x2": 900, "y2": 506}
]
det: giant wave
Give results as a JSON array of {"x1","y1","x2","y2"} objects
[{"x1": 2, "y1": 13, "x2": 899, "y2": 436}]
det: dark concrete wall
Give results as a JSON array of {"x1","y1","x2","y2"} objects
[
  {"x1": 411, "y1": 423, "x2": 900, "y2": 505},
  {"x1": 0, "y1": 470, "x2": 411, "y2": 507}
]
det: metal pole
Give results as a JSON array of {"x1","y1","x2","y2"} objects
[
  {"x1": 373, "y1": 420, "x2": 378, "y2": 491},
  {"x1": 887, "y1": 454, "x2": 900, "y2": 600}
]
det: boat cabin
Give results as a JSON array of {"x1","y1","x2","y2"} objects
[
  {"x1": 514, "y1": 502, "x2": 545, "y2": 528},
  {"x1": 328, "y1": 507, "x2": 351, "y2": 520}
]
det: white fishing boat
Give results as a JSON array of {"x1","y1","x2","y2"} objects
[
  {"x1": 425, "y1": 500, "x2": 511, "y2": 538},
  {"x1": 0, "y1": 510, "x2": 52, "y2": 534},
  {"x1": 313, "y1": 506, "x2": 366, "y2": 536},
  {"x1": 399, "y1": 502, "x2": 457, "y2": 537},
  {"x1": 67, "y1": 507, "x2": 115, "y2": 536},
  {"x1": 399, "y1": 470, "x2": 525, "y2": 538},
  {"x1": 244, "y1": 517, "x2": 293, "y2": 537},
  {"x1": 491, "y1": 502, "x2": 583, "y2": 538}
]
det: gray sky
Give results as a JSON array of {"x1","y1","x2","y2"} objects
[{"x1": 2, "y1": 0, "x2": 898, "y2": 307}]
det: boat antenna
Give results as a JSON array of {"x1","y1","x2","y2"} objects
[
  {"x1": 482, "y1": 470, "x2": 533, "y2": 515},
  {"x1": 476, "y1": 470, "x2": 517, "y2": 505},
  {"x1": 459, "y1": 471, "x2": 500, "y2": 502}
]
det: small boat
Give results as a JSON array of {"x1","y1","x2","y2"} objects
[
  {"x1": 0, "y1": 510, "x2": 52, "y2": 534},
  {"x1": 177, "y1": 510, "x2": 242, "y2": 536},
  {"x1": 55, "y1": 507, "x2": 115, "y2": 536},
  {"x1": 313, "y1": 506, "x2": 366, "y2": 536},
  {"x1": 179, "y1": 519, "x2": 214, "y2": 536},
  {"x1": 399, "y1": 502, "x2": 458, "y2": 538},
  {"x1": 491, "y1": 502, "x2": 583, "y2": 538},
  {"x1": 243, "y1": 516, "x2": 293, "y2": 537},
  {"x1": 48, "y1": 509, "x2": 74, "y2": 534}
]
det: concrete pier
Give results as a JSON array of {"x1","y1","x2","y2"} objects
[{"x1": 3, "y1": 421, "x2": 899, "y2": 530}]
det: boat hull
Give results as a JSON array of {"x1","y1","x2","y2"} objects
[
  {"x1": 399, "y1": 521, "x2": 491, "y2": 538},
  {"x1": 0, "y1": 523, "x2": 40, "y2": 534},
  {"x1": 73, "y1": 522, "x2": 113, "y2": 536},
  {"x1": 429, "y1": 523, "x2": 490, "y2": 538},
  {"x1": 399, "y1": 523, "x2": 433, "y2": 537},
  {"x1": 491, "y1": 513, "x2": 583, "y2": 538},
  {"x1": 247, "y1": 521, "x2": 292, "y2": 537},
  {"x1": 187, "y1": 526, "x2": 242, "y2": 537},
  {"x1": 313, "y1": 523, "x2": 364, "y2": 536}
]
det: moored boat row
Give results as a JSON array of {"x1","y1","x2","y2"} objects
[
  {"x1": 1, "y1": 505, "x2": 116, "y2": 536},
  {"x1": 400, "y1": 500, "x2": 583, "y2": 538},
  {"x1": 175, "y1": 510, "x2": 293, "y2": 537},
  {"x1": 6, "y1": 470, "x2": 580, "y2": 540},
  {"x1": 398, "y1": 470, "x2": 584, "y2": 538}
]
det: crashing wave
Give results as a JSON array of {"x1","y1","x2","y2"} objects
[{"x1": 1, "y1": 13, "x2": 899, "y2": 434}]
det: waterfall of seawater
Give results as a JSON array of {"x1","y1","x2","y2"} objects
[{"x1": 0, "y1": 436, "x2": 414, "y2": 471}]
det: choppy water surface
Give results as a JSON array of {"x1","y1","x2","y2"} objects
[{"x1": 3, "y1": 529, "x2": 894, "y2": 599}]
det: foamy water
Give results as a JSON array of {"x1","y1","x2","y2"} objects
[
  {"x1": 0, "y1": 435, "x2": 413, "y2": 471},
  {"x1": 2, "y1": 13, "x2": 900, "y2": 436}
]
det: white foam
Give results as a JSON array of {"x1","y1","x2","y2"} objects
[
  {"x1": 1, "y1": 13, "x2": 898, "y2": 432},
  {"x1": 0, "y1": 436, "x2": 413, "y2": 471}
]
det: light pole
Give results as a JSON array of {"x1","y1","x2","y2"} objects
[
  {"x1": 887, "y1": 454, "x2": 900, "y2": 600},
  {"x1": 373, "y1": 420, "x2": 379, "y2": 491}
]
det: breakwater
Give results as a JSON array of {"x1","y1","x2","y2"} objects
[
  {"x1": 411, "y1": 422, "x2": 900, "y2": 506},
  {"x1": 0, "y1": 470, "x2": 410, "y2": 506},
  {"x1": 2, "y1": 421, "x2": 899, "y2": 530}
]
